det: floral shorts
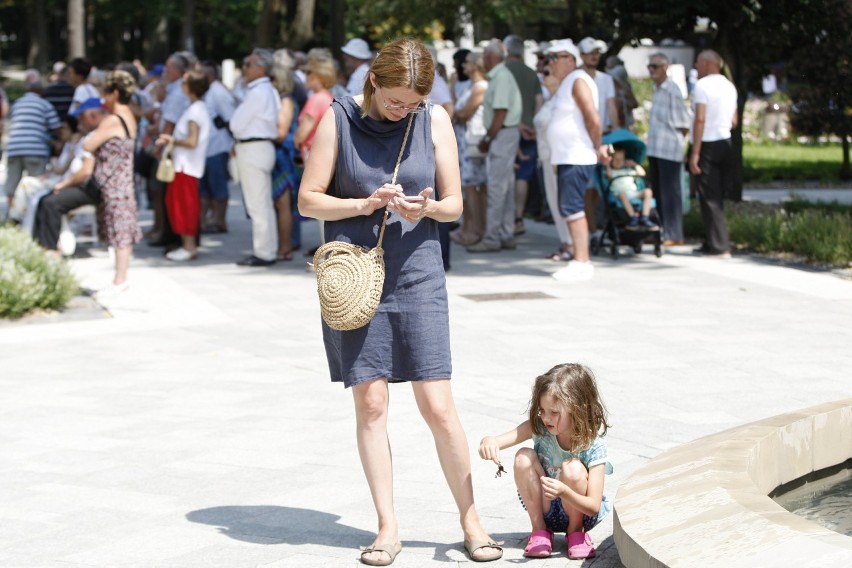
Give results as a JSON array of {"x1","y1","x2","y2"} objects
[{"x1": 518, "y1": 491, "x2": 607, "y2": 533}]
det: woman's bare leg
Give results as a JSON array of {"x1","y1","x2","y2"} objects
[
  {"x1": 352, "y1": 379, "x2": 399, "y2": 564},
  {"x1": 114, "y1": 246, "x2": 131, "y2": 285},
  {"x1": 411, "y1": 379, "x2": 500, "y2": 559}
]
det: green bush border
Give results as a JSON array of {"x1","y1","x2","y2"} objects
[
  {"x1": 684, "y1": 198, "x2": 852, "y2": 266},
  {"x1": 0, "y1": 227, "x2": 80, "y2": 319}
]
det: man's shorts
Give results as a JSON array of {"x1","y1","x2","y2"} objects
[
  {"x1": 515, "y1": 138, "x2": 538, "y2": 182},
  {"x1": 556, "y1": 164, "x2": 596, "y2": 218},
  {"x1": 198, "y1": 152, "x2": 230, "y2": 200}
]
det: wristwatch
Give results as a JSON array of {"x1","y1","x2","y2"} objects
[{"x1": 482, "y1": 135, "x2": 492, "y2": 144}]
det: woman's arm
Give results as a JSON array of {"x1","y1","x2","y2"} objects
[
  {"x1": 82, "y1": 115, "x2": 123, "y2": 153},
  {"x1": 293, "y1": 113, "x2": 316, "y2": 150},
  {"x1": 158, "y1": 120, "x2": 199, "y2": 149},
  {"x1": 478, "y1": 420, "x2": 534, "y2": 465},
  {"x1": 454, "y1": 82, "x2": 485, "y2": 123},
  {"x1": 276, "y1": 97, "x2": 295, "y2": 144},
  {"x1": 297, "y1": 107, "x2": 402, "y2": 221},
  {"x1": 391, "y1": 104, "x2": 461, "y2": 223},
  {"x1": 541, "y1": 462, "x2": 606, "y2": 516}
]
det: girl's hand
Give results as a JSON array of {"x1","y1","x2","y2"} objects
[
  {"x1": 478, "y1": 436, "x2": 502, "y2": 465},
  {"x1": 540, "y1": 476, "x2": 567, "y2": 501},
  {"x1": 388, "y1": 187, "x2": 434, "y2": 222},
  {"x1": 361, "y1": 183, "x2": 404, "y2": 216}
]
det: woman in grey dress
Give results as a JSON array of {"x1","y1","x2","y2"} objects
[{"x1": 299, "y1": 38, "x2": 502, "y2": 566}]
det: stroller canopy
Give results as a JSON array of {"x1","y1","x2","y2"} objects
[{"x1": 603, "y1": 128, "x2": 646, "y2": 164}]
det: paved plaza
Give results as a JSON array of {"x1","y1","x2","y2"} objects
[{"x1": 1, "y1": 190, "x2": 851, "y2": 568}]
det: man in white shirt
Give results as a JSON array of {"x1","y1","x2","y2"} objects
[
  {"x1": 689, "y1": 50, "x2": 738, "y2": 258},
  {"x1": 67, "y1": 58, "x2": 100, "y2": 114},
  {"x1": 230, "y1": 48, "x2": 281, "y2": 266},
  {"x1": 199, "y1": 60, "x2": 236, "y2": 233},
  {"x1": 341, "y1": 38, "x2": 372, "y2": 96}
]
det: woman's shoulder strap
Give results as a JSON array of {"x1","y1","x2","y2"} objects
[{"x1": 113, "y1": 113, "x2": 132, "y2": 138}]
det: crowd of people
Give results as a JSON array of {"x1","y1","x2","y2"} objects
[{"x1": 0, "y1": 33, "x2": 737, "y2": 292}]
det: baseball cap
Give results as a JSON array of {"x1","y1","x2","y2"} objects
[
  {"x1": 148, "y1": 64, "x2": 164, "y2": 77},
  {"x1": 70, "y1": 97, "x2": 104, "y2": 116},
  {"x1": 545, "y1": 39, "x2": 580, "y2": 61},
  {"x1": 340, "y1": 38, "x2": 372, "y2": 60},
  {"x1": 578, "y1": 37, "x2": 608, "y2": 54}
]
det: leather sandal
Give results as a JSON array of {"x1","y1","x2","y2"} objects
[
  {"x1": 359, "y1": 541, "x2": 402, "y2": 566},
  {"x1": 463, "y1": 538, "x2": 503, "y2": 562}
]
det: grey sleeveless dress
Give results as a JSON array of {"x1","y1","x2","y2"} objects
[{"x1": 322, "y1": 97, "x2": 451, "y2": 388}]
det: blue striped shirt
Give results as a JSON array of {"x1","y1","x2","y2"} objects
[{"x1": 6, "y1": 93, "x2": 62, "y2": 158}]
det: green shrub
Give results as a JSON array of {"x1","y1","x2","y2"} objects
[
  {"x1": 683, "y1": 200, "x2": 852, "y2": 266},
  {"x1": 0, "y1": 227, "x2": 79, "y2": 318}
]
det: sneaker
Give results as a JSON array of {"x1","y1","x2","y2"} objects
[
  {"x1": 567, "y1": 532, "x2": 596, "y2": 559},
  {"x1": 552, "y1": 261, "x2": 594, "y2": 282},
  {"x1": 165, "y1": 247, "x2": 198, "y2": 262},
  {"x1": 626, "y1": 215, "x2": 640, "y2": 230},
  {"x1": 467, "y1": 241, "x2": 501, "y2": 253},
  {"x1": 94, "y1": 281, "x2": 129, "y2": 300},
  {"x1": 640, "y1": 216, "x2": 660, "y2": 231},
  {"x1": 501, "y1": 238, "x2": 517, "y2": 250}
]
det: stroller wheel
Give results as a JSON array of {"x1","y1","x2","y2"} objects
[
  {"x1": 655, "y1": 245, "x2": 663, "y2": 258},
  {"x1": 633, "y1": 243, "x2": 643, "y2": 254},
  {"x1": 590, "y1": 238, "x2": 600, "y2": 256},
  {"x1": 610, "y1": 245, "x2": 619, "y2": 259}
]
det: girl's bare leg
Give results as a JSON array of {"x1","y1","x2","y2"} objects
[
  {"x1": 559, "y1": 459, "x2": 589, "y2": 534},
  {"x1": 514, "y1": 447, "x2": 549, "y2": 532},
  {"x1": 114, "y1": 246, "x2": 131, "y2": 285}
]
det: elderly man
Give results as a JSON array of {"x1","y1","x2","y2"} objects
[
  {"x1": 467, "y1": 39, "x2": 522, "y2": 253},
  {"x1": 341, "y1": 38, "x2": 372, "y2": 96},
  {"x1": 689, "y1": 50, "x2": 738, "y2": 258},
  {"x1": 545, "y1": 39, "x2": 610, "y2": 282},
  {"x1": 231, "y1": 48, "x2": 281, "y2": 267},
  {"x1": 34, "y1": 98, "x2": 106, "y2": 251},
  {"x1": 3, "y1": 71, "x2": 62, "y2": 220},
  {"x1": 646, "y1": 52, "x2": 692, "y2": 246},
  {"x1": 198, "y1": 60, "x2": 236, "y2": 234}
]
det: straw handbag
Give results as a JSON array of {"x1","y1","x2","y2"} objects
[
  {"x1": 312, "y1": 114, "x2": 415, "y2": 331},
  {"x1": 155, "y1": 140, "x2": 176, "y2": 183}
]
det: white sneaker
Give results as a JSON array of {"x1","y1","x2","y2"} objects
[
  {"x1": 165, "y1": 247, "x2": 197, "y2": 262},
  {"x1": 552, "y1": 261, "x2": 594, "y2": 282}
]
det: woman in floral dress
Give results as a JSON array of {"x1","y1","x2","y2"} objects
[{"x1": 82, "y1": 70, "x2": 140, "y2": 295}]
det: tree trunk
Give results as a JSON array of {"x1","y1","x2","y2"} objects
[
  {"x1": 287, "y1": 0, "x2": 315, "y2": 49},
  {"x1": 181, "y1": 0, "x2": 196, "y2": 52},
  {"x1": 329, "y1": 0, "x2": 344, "y2": 58},
  {"x1": 257, "y1": 0, "x2": 276, "y2": 47},
  {"x1": 841, "y1": 133, "x2": 851, "y2": 180},
  {"x1": 67, "y1": 0, "x2": 85, "y2": 58},
  {"x1": 27, "y1": 0, "x2": 49, "y2": 70}
]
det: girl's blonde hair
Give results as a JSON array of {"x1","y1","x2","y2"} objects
[
  {"x1": 528, "y1": 363, "x2": 610, "y2": 451},
  {"x1": 361, "y1": 37, "x2": 434, "y2": 118},
  {"x1": 309, "y1": 58, "x2": 338, "y2": 90}
]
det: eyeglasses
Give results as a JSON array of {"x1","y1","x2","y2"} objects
[
  {"x1": 242, "y1": 60, "x2": 255, "y2": 68},
  {"x1": 547, "y1": 53, "x2": 574, "y2": 62},
  {"x1": 379, "y1": 88, "x2": 427, "y2": 114},
  {"x1": 647, "y1": 63, "x2": 663, "y2": 70},
  {"x1": 542, "y1": 70, "x2": 550, "y2": 77}
]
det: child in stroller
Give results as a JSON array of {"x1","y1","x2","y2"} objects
[
  {"x1": 591, "y1": 129, "x2": 662, "y2": 259},
  {"x1": 605, "y1": 148, "x2": 659, "y2": 231}
]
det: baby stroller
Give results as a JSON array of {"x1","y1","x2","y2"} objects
[{"x1": 590, "y1": 129, "x2": 663, "y2": 259}]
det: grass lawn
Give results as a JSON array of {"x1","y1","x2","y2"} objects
[{"x1": 743, "y1": 143, "x2": 847, "y2": 184}]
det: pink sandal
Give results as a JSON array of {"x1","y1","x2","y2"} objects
[
  {"x1": 567, "y1": 531, "x2": 596, "y2": 559},
  {"x1": 523, "y1": 529, "x2": 553, "y2": 558}
]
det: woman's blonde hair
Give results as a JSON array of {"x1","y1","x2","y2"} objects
[
  {"x1": 361, "y1": 37, "x2": 434, "y2": 118},
  {"x1": 309, "y1": 58, "x2": 338, "y2": 90},
  {"x1": 104, "y1": 69, "x2": 137, "y2": 104},
  {"x1": 467, "y1": 52, "x2": 486, "y2": 78},
  {"x1": 528, "y1": 363, "x2": 610, "y2": 451}
]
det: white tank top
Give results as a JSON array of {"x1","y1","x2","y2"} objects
[{"x1": 547, "y1": 69, "x2": 599, "y2": 166}]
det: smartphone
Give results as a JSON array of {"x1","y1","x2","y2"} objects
[{"x1": 403, "y1": 195, "x2": 425, "y2": 201}]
